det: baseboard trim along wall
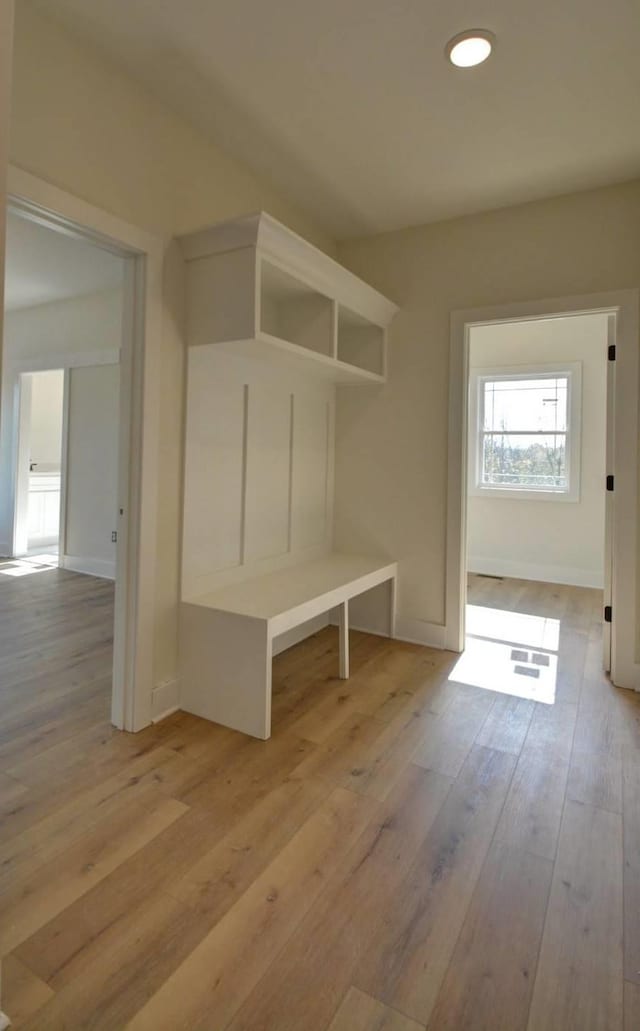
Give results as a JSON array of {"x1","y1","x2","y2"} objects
[
  {"x1": 274, "y1": 612, "x2": 448, "y2": 657},
  {"x1": 326, "y1": 611, "x2": 446, "y2": 651},
  {"x1": 468, "y1": 555, "x2": 604, "y2": 590},
  {"x1": 151, "y1": 678, "x2": 180, "y2": 722},
  {"x1": 394, "y1": 616, "x2": 447, "y2": 650},
  {"x1": 60, "y1": 554, "x2": 116, "y2": 580}
]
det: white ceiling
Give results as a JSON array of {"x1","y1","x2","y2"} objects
[
  {"x1": 30, "y1": 0, "x2": 640, "y2": 238},
  {"x1": 4, "y1": 210, "x2": 124, "y2": 311}
]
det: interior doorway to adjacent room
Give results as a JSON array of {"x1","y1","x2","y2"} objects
[
  {"x1": 0, "y1": 200, "x2": 130, "y2": 726},
  {"x1": 446, "y1": 290, "x2": 640, "y2": 698},
  {"x1": 458, "y1": 313, "x2": 608, "y2": 703}
]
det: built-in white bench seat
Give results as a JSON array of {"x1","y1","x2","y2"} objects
[{"x1": 180, "y1": 554, "x2": 397, "y2": 739}]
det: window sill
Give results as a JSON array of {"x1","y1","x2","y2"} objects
[{"x1": 469, "y1": 486, "x2": 579, "y2": 503}]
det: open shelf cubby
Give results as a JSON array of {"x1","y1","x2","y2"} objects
[
  {"x1": 260, "y1": 259, "x2": 334, "y2": 359},
  {"x1": 179, "y1": 213, "x2": 397, "y2": 384},
  {"x1": 337, "y1": 305, "x2": 386, "y2": 378}
]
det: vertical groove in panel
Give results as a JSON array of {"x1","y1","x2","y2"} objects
[
  {"x1": 239, "y1": 383, "x2": 249, "y2": 566},
  {"x1": 323, "y1": 400, "x2": 331, "y2": 539},
  {"x1": 287, "y1": 393, "x2": 295, "y2": 553},
  {"x1": 331, "y1": 299, "x2": 339, "y2": 360}
]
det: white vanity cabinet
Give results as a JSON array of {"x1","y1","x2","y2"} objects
[{"x1": 27, "y1": 471, "x2": 60, "y2": 546}]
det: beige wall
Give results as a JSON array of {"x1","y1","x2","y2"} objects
[
  {"x1": 467, "y1": 314, "x2": 607, "y2": 589},
  {"x1": 10, "y1": 4, "x2": 333, "y2": 252},
  {"x1": 7, "y1": 3, "x2": 335, "y2": 688},
  {"x1": 65, "y1": 363, "x2": 119, "y2": 574},
  {"x1": 0, "y1": 0, "x2": 15, "y2": 384},
  {"x1": 3, "y1": 288, "x2": 123, "y2": 360},
  {"x1": 336, "y1": 181, "x2": 640, "y2": 634}
]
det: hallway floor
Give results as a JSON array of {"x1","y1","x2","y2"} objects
[{"x1": 1, "y1": 569, "x2": 639, "y2": 1029}]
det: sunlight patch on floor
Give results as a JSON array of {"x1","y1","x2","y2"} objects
[
  {"x1": 450, "y1": 604, "x2": 559, "y2": 703},
  {"x1": 0, "y1": 554, "x2": 59, "y2": 577}
]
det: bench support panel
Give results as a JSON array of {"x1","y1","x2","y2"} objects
[
  {"x1": 338, "y1": 600, "x2": 349, "y2": 679},
  {"x1": 180, "y1": 605, "x2": 272, "y2": 739},
  {"x1": 179, "y1": 562, "x2": 397, "y2": 740}
]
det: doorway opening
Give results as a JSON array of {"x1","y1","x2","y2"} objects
[
  {"x1": 1, "y1": 203, "x2": 129, "y2": 726},
  {"x1": 3, "y1": 165, "x2": 165, "y2": 733},
  {"x1": 447, "y1": 290, "x2": 639, "y2": 695},
  {"x1": 457, "y1": 313, "x2": 608, "y2": 703}
]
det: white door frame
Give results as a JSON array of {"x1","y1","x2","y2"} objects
[
  {"x1": 5, "y1": 165, "x2": 166, "y2": 730},
  {"x1": 447, "y1": 289, "x2": 640, "y2": 692},
  {"x1": 603, "y1": 313, "x2": 616, "y2": 672},
  {"x1": 58, "y1": 367, "x2": 70, "y2": 562}
]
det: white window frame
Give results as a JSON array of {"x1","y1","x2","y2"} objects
[{"x1": 468, "y1": 362, "x2": 582, "y2": 502}]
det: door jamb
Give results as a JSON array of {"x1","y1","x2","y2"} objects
[
  {"x1": 447, "y1": 289, "x2": 640, "y2": 691},
  {"x1": 58, "y1": 367, "x2": 70, "y2": 563},
  {"x1": 13, "y1": 370, "x2": 32, "y2": 555}
]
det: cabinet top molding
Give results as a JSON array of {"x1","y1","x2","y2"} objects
[{"x1": 178, "y1": 210, "x2": 398, "y2": 328}]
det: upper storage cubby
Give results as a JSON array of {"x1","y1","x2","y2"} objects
[
  {"x1": 179, "y1": 212, "x2": 397, "y2": 385},
  {"x1": 337, "y1": 305, "x2": 386, "y2": 378},
  {"x1": 260, "y1": 259, "x2": 334, "y2": 358}
]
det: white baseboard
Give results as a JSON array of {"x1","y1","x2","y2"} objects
[
  {"x1": 328, "y1": 615, "x2": 389, "y2": 638},
  {"x1": 611, "y1": 660, "x2": 640, "y2": 693},
  {"x1": 394, "y1": 616, "x2": 447, "y2": 650},
  {"x1": 272, "y1": 614, "x2": 330, "y2": 656},
  {"x1": 328, "y1": 612, "x2": 446, "y2": 651},
  {"x1": 468, "y1": 555, "x2": 604, "y2": 590},
  {"x1": 151, "y1": 678, "x2": 180, "y2": 722},
  {"x1": 60, "y1": 554, "x2": 116, "y2": 580}
]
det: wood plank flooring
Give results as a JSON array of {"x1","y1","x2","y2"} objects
[{"x1": 1, "y1": 566, "x2": 639, "y2": 1029}]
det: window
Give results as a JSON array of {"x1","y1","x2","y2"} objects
[{"x1": 469, "y1": 363, "x2": 582, "y2": 501}]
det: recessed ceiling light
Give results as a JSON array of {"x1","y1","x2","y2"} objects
[{"x1": 446, "y1": 29, "x2": 494, "y2": 68}]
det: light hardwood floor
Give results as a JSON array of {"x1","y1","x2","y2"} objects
[{"x1": 1, "y1": 566, "x2": 639, "y2": 1029}]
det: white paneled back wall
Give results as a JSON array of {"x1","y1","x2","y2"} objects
[{"x1": 182, "y1": 344, "x2": 335, "y2": 600}]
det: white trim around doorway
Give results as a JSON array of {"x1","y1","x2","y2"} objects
[
  {"x1": 447, "y1": 290, "x2": 640, "y2": 692},
  {"x1": 6, "y1": 164, "x2": 166, "y2": 731}
]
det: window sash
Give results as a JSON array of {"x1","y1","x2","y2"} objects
[
  {"x1": 471, "y1": 367, "x2": 579, "y2": 500},
  {"x1": 481, "y1": 375, "x2": 570, "y2": 435},
  {"x1": 479, "y1": 430, "x2": 568, "y2": 491}
]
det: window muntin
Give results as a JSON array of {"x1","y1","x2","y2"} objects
[{"x1": 471, "y1": 367, "x2": 580, "y2": 500}]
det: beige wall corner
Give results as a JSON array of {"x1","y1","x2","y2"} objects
[
  {"x1": 336, "y1": 181, "x2": 640, "y2": 639},
  {"x1": 9, "y1": 3, "x2": 334, "y2": 255}
]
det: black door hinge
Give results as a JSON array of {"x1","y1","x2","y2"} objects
[
  {"x1": 604, "y1": 605, "x2": 612, "y2": 623},
  {"x1": 608, "y1": 344, "x2": 616, "y2": 361},
  {"x1": 111, "y1": 531, "x2": 118, "y2": 543},
  {"x1": 606, "y1": 474, "x2": 614, "y2": 491}
]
